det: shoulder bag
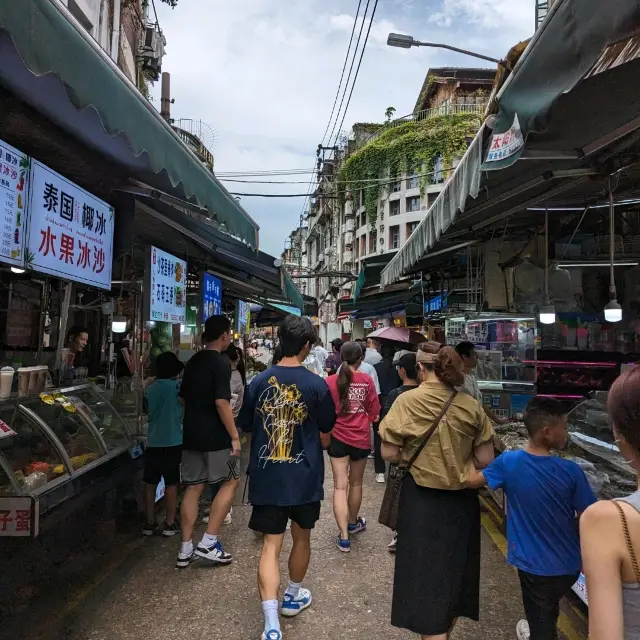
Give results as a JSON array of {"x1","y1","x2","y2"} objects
[{"x1": 378, "y1": 391, "x2": 457, "y2": 530}]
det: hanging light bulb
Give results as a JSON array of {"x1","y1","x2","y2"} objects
[
  {"x1": 604, "y1": 299, "x2": 622, "y2": 323},
  {"x1": 539, "y1": 207, "x2": 556, "y2": 325},
  {"x1": 539, "y1": 304, "x2": 556, "y2": 325},
  {"x1": 603, "y1": 177, "x2": 622, "y2": 323},
  {"x1": 111, "y1": 315, "x2": 127, "y2": 333}
]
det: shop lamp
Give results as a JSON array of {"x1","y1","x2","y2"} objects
[
  {"x1": 603, "y1": 178, "x2": 622, "y2": 323},
  {"x1": 604, "y1": 299, "x2": 623, "y2": 323},
  {"x1": 539, "y1": 208, "x2": 556, "y2": 325},
  {"x1": 111, "y1": 315, "x2": 127, "y2": 333},
  {"x1": 10, "y1": 267, "x2": 25, "y2": 274}
]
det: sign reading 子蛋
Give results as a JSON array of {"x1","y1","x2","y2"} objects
[
  {"x1": 149, "y1": 246, "x2": 187, "y2": 323},
  {"x1": 202, "y1": 272, "x2": 223, "y2": 323},
  {"x1": 26, "y1": 160, "x2": 114, "y2": 289},
  {"x1": 0, "y1": 496, "x2": 39, "y2": 537},
  {"x1": 0, "y1": 139, "x2": 29, "y2": 268}
]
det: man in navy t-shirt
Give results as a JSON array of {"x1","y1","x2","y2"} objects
[
  {"x1": 238, "y1": 316, "x2": 335, "y2": 640},
  {"x1": 467, "y1": 396, "x2": 596, "y2": 640}
]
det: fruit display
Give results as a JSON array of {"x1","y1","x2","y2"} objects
[
  {"x1": 149, "y1": 322, "x2": 173, "y2": 357},
  {"x1": 52, "y1": 453, "x2": 99, "y2": 475}
]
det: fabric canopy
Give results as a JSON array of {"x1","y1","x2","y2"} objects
[{"x1": 0, "y1": 0, "x2": 259, "y2": 247}]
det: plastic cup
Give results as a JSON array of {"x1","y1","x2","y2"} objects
[
  {"x1": 0, "y1": 367, "x2": 14, "y2": 399},
  {"x1": 17, "y1": 367, "x2": 30, "y2": 397},
  {"x1": 27, "y1": 367, "x2": 39, "y2": 395},
  {"x1": 36, "y1": 366, "x2": 48, "y2": 393}
]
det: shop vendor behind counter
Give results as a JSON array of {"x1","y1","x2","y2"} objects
[{"x1": 61, "y1": 326, "x2": 90, "y2": 384}]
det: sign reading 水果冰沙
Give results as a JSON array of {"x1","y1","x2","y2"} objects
[
  {"x1": 26, "y1": 159, "x2": 114, "y2": 289},
  {"x1": 149, "y1": 246, "x2": 187, "y2": 324}
]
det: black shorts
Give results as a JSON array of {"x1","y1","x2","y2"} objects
[
  {"x1": 249, "y1": 502, "x2": 321, "y2": 534},
  {"x1": 144, "y1": 445, "x2": 182, "y2": 486},
  {"x1": 328, "y1": 436, "x2": 370, "y2": 460}
]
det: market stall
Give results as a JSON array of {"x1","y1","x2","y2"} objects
[{"x1": 445, "y1": 314, "x2": 537, "y2": 417}]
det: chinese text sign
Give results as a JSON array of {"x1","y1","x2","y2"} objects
[
  {"x1": 236, "y1": 300, "x2": 249, "y2": 335},
  {"x1": 0, "y1": 139, "x2": 29, "y2": 268},
  {"x1": 202, "y1": 273, "x2": 222, "y2": 323},
  {"x1": 149, "y1": 246, "x2": 186, "y2": 323},
  {"x1": 27, "y1": 160, "x2": 114, "y2": 289},
  {"x1": 0, "y1": 496, "x2": 39, "y2": 537}
]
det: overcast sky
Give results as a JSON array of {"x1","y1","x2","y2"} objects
[{"x1": 154, "y1": 0, "x2": 534, "y2": 257}]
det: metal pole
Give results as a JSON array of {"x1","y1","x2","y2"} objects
[{"x1": 413, "y1": 40, "x2": 505, "y2": 66}]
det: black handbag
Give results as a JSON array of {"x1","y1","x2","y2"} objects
[{"x1": 378, "y1": 391, "x2": 457, "y2": 530}]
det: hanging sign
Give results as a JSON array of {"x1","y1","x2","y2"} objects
[
  {"x1": 485, "y1": 114, "x2": 525, "y2": 163},
  {"x1": 149, "y1": 246, "x2": 186, "y2": 323},
  {"x1": 202, "y1": 272, "x2": 223, "y2": 322},
  {"x1": 236, "y1": 300, "x2": 250, "y2": 335},
  {"x1": 0, "y1": 139, "x2": 29, "y2": 268},
  {"x1": 26, "y1": 160, "x2": 114, "y2": 289}
]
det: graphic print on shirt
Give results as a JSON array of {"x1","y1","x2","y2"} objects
[
  {"x1": 346, "y1": 383, "x2": 369, "y2": 414},
  {"x1": 257, "y1": 376, "x2": 309, "y2": 466}
]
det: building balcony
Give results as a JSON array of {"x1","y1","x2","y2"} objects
[{"x1": 172, "y1": 119, "x2": 214, "y2": 171}]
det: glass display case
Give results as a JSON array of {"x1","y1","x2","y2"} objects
[
  {"x1": 445, "y1": 314, "x2": 537, "y2": 391},
  {"x1": 0, "y1": 383, "x2": 139, "y2": 531}
]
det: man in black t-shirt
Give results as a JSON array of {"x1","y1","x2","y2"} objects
[{"x1": 176, "y1": 315, "x2": 242, "y2": 569}]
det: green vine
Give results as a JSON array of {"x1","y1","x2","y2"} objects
[{"x1": 338, "y1": 112, "x2": 481, "y2": 228}]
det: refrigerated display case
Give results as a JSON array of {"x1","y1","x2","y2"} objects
[
  {"x1": 445, "y1": 314, "x2": 537, "y2": 415},
  {"x1": 0, "y1": 383, "x2": 142, "y2": 536}
]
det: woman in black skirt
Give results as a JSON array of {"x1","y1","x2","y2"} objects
[{"x1": 379, "y1": 342, "x2": 495, "y2": 639}]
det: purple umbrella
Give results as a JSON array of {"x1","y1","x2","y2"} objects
[{"x1": 367, "y1": 327, "x2": 427, "y2": 345}]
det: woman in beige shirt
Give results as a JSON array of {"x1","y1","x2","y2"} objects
[{"x1": 380, "y1": 342, "x2": 495, "y2": 640}]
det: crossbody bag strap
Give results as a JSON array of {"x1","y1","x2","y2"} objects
[
  {"x1": 406, "y1": 391, "x2": 457, "y2": 471},
  {"x1": 614, "y1": 501, "x2": 640, "y2": 584}
]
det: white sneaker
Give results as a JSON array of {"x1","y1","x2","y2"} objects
[
  {"x1": 223, "y1": 507, "x2": 233, "y2": 525},
  {"x1": 516, "y1": 619, "x2": 530, "y2": 640},
  {"x1": 375, "y1": 473, "x2": 386, "y2": 484},
  {"x1": 387, "y1": 533, "x2": 397, "y2": 552},
  {"x1": 261, "y1": 630, "x2": 282, "y2": 640}
]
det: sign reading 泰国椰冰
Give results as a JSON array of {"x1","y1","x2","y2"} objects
[
  {"x1": 149, "y1": 246, "x2": 187, "y2": 324},
  {"x1": 26, "y1": 160, "x2": 114, "y2": 290},
  {"x1": 0, "y1": 139, "x2": 29, "y2": 269}
]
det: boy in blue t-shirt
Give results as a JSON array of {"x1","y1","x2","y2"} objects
[
  {"x1": 467, "y1": 396, "x2": 596, "y2": 640},
  {"x1": 143, "y1": 351, "x2": 184, "y2": 537}
]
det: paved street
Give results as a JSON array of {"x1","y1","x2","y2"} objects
[{"x1": 57, "y1": 461, "x2": 536, "y2": 640}]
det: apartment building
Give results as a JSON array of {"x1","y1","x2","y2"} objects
[{"x1": 282, "y1": 225, "x2": 309, "y2": 297}]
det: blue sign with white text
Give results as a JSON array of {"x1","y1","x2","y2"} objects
[{"x1": 202, "y1": 272, "x2": 223, "y2": 322}]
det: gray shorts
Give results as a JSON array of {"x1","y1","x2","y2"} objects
[{"x1": 181, "y1": 449, "x2": 241, "y2": 485}]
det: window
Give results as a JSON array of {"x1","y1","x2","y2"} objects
[
  {"x1": 390, "y1": 200, "x2": 400, "y2": 216},
  {"x1": 427, "y1": 193, "x2": 439, "y2": 209},
  {"x1": 389, "y1": 225, "x2": 400, "y2": 250},
  {"x1": 406, "y1": 172, "x2": 419, "y2": 189},
  {"x1": 359, "y1": 212, "x2": 366, "y2": 229},
  {"x1": 406, "y1": 221, "x2": 419, "y2": 238},
  {"x1": 391, "y1": 178, "x2": 402, "y2": 193},
  {"x1": 360, "y1": 235, "x2": 366, "y2": 256},
  {"x1": 369, "y1": 231, "x2": 377, "y2": 253},
  {"x1": 406, "y1": 196, "x2": 420, "y2": 212},
  {"x1": 432, "y1": 154, "x2": 444, "y2": 184}
]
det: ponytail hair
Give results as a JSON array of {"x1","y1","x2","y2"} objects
[
  {"x1": 336, "y1": 341, "x2": 363, "y2": 414},
  {"x1": 416, "y1": 342, "x2": 464, "y2": 388}
]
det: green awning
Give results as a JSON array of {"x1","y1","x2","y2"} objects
[
  {"x1": 0, "y1": 0, "x2": 259, "y2": 247},
  {"x1": 483, "y1": 0, "x2": 640, "y2": 170},
  {"x1": 282, "y1": 271, "x2": 305, "y2": 312}
]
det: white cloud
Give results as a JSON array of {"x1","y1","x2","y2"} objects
[{"x1": 154, "y1": 0, "x2": 533, "y2": 256}]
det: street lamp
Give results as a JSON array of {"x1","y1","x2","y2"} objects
[{"x1": 387, "y1": 32, "x2": 507, "y2": 67}]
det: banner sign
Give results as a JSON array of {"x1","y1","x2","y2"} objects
[
  {"x1": 236, "y1": 300, "x2": 250, "y2": 335},
  {"x1": 149, "y1": 246, "x2": 186, "y2": 323},
  {"x1": 26, "y1": 160, "x2": 114, "y2": 289},
  {"x1": 0, "y1": 140, "x2": 29, "y2": 268},
  {"x1": 0, "y1": 495, "x2": 39, "y2": 537},
  {"x1": 202, "y1": 272, "x2": 223, "y2": 322},
  {"x1": 485, "y1": 114, "x2": 525, "y2": 164}
]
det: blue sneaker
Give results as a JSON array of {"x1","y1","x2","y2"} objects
[
  {"x1": 348, "y1": 516, "x2": 367, "y2": 535},
  {"x1": 261, "y1": 630, "x2": 282, "y2": 640},
  {"x1": 281, "y1": 587, "x2": 312, "y2": 617},
  {"x1": 336, "y1": 536, "x2": 351, "y2": 552}
]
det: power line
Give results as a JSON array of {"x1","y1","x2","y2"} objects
[
  {"x1": 327, "y1": 0, "x2": 371, "y2": 146},
  {"x1": 215, "y1": 168, "x2": 317, "y2": 177},
  {"x1": 320, "y1": 0, "x2": 363, "y2": 146},
  {"x1": 332, "y1": 0, "x2": 379, "y2": 147}
]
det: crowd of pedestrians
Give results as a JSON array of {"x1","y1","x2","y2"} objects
[{"x1": 141, "y1": 314, "x2": 640, "y2": 640}]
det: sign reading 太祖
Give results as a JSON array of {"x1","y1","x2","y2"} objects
[
  {"x1": 485, "y1": 114, "x2": 525, "y2": 164},
  {"x1": 26, "y1": 160, "x2": 114, "y2": 289},
  {"x1": 0, "y1": 139, "x2": 29, "y2": 268},
  {"x1": 149, "y1": 246, "x2": 187, "y2": 323}
]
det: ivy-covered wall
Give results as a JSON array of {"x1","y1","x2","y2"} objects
[{"x1": 338, "y1": 112, "x2": 482, "y2": 228}]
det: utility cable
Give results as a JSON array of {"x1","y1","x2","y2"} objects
[
  {"x1": 320, "y1": 0, "x2": 363, "y2": 146},
  {"x1": 332, "y1": 0, "x2": 379, "y2": 147},
  {"x1": 327, "y1": 0, "x2": 371, "y2": 146}
]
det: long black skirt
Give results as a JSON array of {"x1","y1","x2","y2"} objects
[{"x1": 391, "y1": 474, "x2": 481, "y2": 636}]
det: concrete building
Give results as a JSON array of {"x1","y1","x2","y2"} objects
[{"x1": 282, "y1": 225, "x2": 309, "y2": 297}]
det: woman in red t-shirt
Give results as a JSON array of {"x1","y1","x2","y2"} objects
[{"x1": 326, "y1": 341, "x2": 381, "y2": 552}]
